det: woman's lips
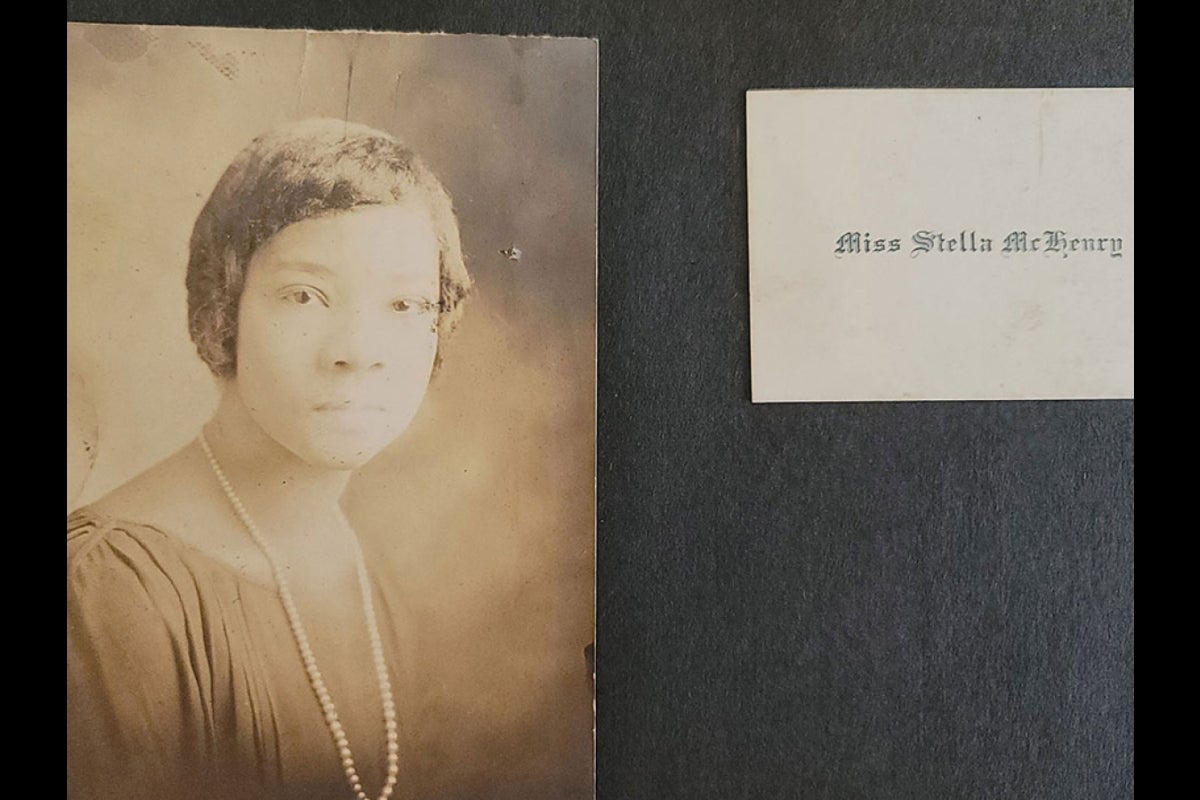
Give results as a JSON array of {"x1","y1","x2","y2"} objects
[{"x1": 313, "y1": 401, "x2": 387, "y2": 413}]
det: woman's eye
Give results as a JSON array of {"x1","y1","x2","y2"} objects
[
  {"x1": 283, "y1": 287, "x2": 326, "y2": 306},
  {"x1": 392, "y1": 298, "x2": 437, "y2": 315}
]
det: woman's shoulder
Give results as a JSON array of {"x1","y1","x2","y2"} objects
[
  {"x1": 68, "y1": 507, "x2": 187, "y2": 577},
  {"x1": 68, "y1": 443, "x2": 264, "y2": 588},
  {"x1": 66, "y1": 507, "x2": 211, "y2": 620},
  {"x1": 67, "y1": 502, "x2": 273, "y2": 602},
  {"x1": 70, "y1": 504, "x2": 167, "y2": 547}
]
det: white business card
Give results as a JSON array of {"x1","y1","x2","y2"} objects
[{"x1": 748, "y1": 88, "x2": 1133, "y2": 402}]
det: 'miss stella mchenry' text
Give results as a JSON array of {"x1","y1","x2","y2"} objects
[{"x1": 834, "y1": 230, "x2": 1124, "y2": 258}]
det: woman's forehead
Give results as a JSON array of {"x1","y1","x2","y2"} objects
[{"x1": 249, "y1": 203, "x2": 440, "y2": 285}]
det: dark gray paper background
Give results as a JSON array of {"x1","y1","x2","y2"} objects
[{"x1": 66, "y1": 3, "x2": 1135, "y2": 799}]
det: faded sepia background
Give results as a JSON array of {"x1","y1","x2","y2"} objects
[{"x1": 67, "y1": 23, "x2": 595, "y2": 799}]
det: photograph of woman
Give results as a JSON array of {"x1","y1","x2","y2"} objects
[{"x1": 67, "y1": 25, "x2": 596, "y2": 800}]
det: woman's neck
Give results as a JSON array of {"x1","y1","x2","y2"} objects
[{"x1": 201, "y1": 387, "x2": 354, "y2": 544}]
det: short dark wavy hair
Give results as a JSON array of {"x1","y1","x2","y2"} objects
[{"x1": 187, "y1": 118, "x2": 471, "y2": 378}]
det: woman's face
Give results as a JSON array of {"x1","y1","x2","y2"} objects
[{"x1": 233, "y1": 202, "x2": 441, "y2": 470}]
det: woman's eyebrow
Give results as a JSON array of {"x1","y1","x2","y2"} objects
[
  {"x1": 266, "y1": 261, "x2": 337, "y2": 279},
  {"x1": 265, "y1": 259, "x2": 437, "y2": 286}
]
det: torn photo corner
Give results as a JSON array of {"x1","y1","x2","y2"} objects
[{"x1": 746, "y1": 87, "x2": 1133, "y2": 403}]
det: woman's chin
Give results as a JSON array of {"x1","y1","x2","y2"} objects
[
  {"x1": 255, "y1": 409, "x2": 420, "y2": 472},
  {"x1": 287, "y1": 436, "x2": 399, "y2": 471}
]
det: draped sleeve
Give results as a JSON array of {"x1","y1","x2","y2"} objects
[
  {"x1": 66, "y1": 513, "x2": 266, "y2": 800},
  {"x1": 68, "y1": 508, "x2": 437, "y2": 799}
]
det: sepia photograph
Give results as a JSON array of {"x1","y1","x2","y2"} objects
[{"x1": 67, "y1": 23, "x2": 596, "y2": 800}]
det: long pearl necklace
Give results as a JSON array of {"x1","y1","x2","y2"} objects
[{"x1": 199, "y1": 433, "x2": 400, "y2": 800}]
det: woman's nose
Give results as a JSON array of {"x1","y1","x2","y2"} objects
[{"x1": 322, "y1": 308, "x2": 386, "y2": 371}]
